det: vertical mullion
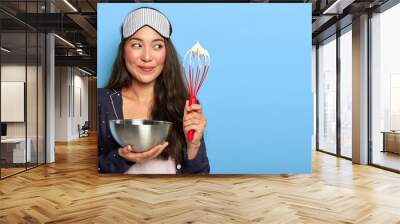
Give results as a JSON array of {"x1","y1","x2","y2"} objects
[
  {"x1": 0, "y1": 20, "x2": 2, "y2": 179},
  {"x1": 73, "y1": 68, "x2": 75, "y2": 118},
  {"x1": 336, "y1": 30, "x2": 341, "y2": 157},
  {"x1": 68, "y1": 69, "x2": 70, "y2": 118},
  {"x1": 25, "y1": 0, "x2": 28, "y2": 171},
  {"x1": 44, "y1": 0, "x2": 48, "y2": 164},
  {"x1": 36, "y1": 0, "x2": 39, "y2": 168},
  {"x1": 60, "y1": 66, "x2": 61, "y2": 117},
  {"x1": 367, "y1": 11, "x2": 373, "y2": 165},
  {"x1": 316, "y1": 45, "x2": 320, "y2": 151}
]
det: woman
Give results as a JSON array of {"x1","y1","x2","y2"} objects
[{"x1": 98, "y1": 7, "x2": 210, "y2": 174}]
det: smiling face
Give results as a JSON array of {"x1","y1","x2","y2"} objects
[{"x1": 123, "y1": 26, "x2": 166, "y2": 85}]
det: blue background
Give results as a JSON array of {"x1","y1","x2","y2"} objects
[{"x1": 98, "y1": 3, "x2": 312, "y2": 174}]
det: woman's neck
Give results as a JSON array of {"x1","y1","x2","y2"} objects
[{"x1": 123, "y1": 81, "x2": 155, "y2": 105}]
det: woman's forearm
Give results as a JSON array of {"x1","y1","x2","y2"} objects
[{"x1": 187, "y1": 143, "x2": 201, "y2": 160}]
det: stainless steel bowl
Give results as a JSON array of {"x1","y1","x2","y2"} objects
[{"x1": 109, "y1": 119, "x2": 173, "y2": 153}]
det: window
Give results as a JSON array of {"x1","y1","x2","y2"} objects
[
  {"x1": 371, "y1": 2, "x2": 400, "y2": 171},
  {"x1": 339, "y1": 27, "x2": 352, "y2": 158},
  {"x1": 317, "y1": 35, "x2": 337, "y2": 154}
]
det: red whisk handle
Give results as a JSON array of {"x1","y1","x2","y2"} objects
[
  {"x1": 187, "y1": 130, "x2": 195, "y2": 142},
  {"x1": 186, "y1": 97, "x2": 197, "y2": 142},
  {"x1": 189, "y1": 97, "x2": 197, "y2": 105}
]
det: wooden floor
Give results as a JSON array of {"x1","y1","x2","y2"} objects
[
  {"x1": 373, "y1": 151, "x2": 400, "y2": 171},
  {"x1": 1, "y1": 135, "x2": 400, "y2": 223},
  {"x1": 1, "y1": 164, "x2": 44, "y2": 178},
  {"x1": 1, "y1": 167, "x2": 26, "y2": 178}
]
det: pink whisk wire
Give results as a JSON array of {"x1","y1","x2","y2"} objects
[
  {"x1": 185, "y1": 64, "x2": 209, "y2": 99},
  {"x1": 196, "y1": 65, "x2": 209, "y2": 95}
]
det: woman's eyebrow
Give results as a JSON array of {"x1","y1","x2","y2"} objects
[
  {"x1": 152, "y1": 38, "x2": 164, "y2": 42},
  {"x1": 128, "y1": 37, "x2": 142, "y2": 42},
  {"x1": 128, "y1": 37, "x2": 164, "y2": 43}
]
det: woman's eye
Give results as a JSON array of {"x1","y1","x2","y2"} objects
[
  {"x1": 154, "y1": 44, "x2": 164, "y2": 49},
  {"x1": 131, "y1": 43, "x2": 141, "y2": 48}
]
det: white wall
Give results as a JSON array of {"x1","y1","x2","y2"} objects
[
  {"x1": 55, "y1": 66, "x2": 69, "y2": 141},
  {"x1": 54, "y1": 67, "x2": 89, "y2": 141},
  {"x1": 1, "y1": 65, "x2": 26, "y2": 139},
  {"x1": 72, "y1": 72, "x2": 89, "y2": 138},
  {"x1": 1, "y1": 65, "x2": 42, "y2": 137},
  {"x1": 1, "y1": 64, "x2": 45, "y2": 164}
]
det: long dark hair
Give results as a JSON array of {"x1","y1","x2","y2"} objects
[{"x1": 106, "y1": 29, "x2": 188, "y2": 164}]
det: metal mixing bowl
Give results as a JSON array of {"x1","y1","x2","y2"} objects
[{"x1": 109, "y1": 119, "x2": 173, "y2": 153}]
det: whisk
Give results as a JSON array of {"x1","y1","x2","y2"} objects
[{"x1": 183, "y1": 41, "x2": 211, "y2": 142}]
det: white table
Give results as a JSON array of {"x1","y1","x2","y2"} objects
[{"x1": 1, "y1": 138, "x2": 32, "y2": 163}]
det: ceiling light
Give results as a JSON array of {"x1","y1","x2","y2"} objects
[
  {"x1": 323, "y1": 0, "x2": 355, "y2": 15},
  {"x1": 54, "y1": 34, "x2": 75, "y2": 48},
  {"x1": 77, "y1": 67, "x2": 92, "y2": 76},
  {"x1": 1, "y1": 47, "x2": 11, "y2": 53},
  {"x1": 63, "y1": 0, "x2": 78, "y2": 12}
]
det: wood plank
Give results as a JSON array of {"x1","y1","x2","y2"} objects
[{"x1": 0, "y1": 134, "x2": 400, "y2": 223}]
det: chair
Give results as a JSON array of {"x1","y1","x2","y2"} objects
[{"x1": 78, "y1": 121, "x2": 90, "y2": 138}]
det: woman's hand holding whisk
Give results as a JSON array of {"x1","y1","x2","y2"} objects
[{"x1": 183, "y1": 100, "x2": 207, "y2": 160}]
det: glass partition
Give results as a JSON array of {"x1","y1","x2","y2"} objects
[
  {"x1": 0, "y1": 0, "x2": 46, "y2": 179},
  {"x1": 1, "y1": 30, "x2": 28, "y2": 177}
]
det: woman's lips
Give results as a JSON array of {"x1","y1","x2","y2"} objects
[{"x1": 139, "y1": 66, "x2": 155, "y2": 72}]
